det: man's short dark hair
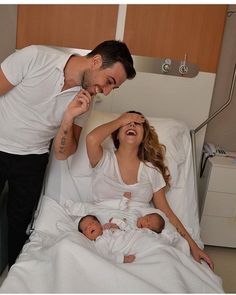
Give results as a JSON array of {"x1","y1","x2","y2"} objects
[{"x1": 87, "y1": 40, "x2": 136, "y2": 79}]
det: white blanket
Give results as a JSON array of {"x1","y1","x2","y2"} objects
[{"x1": 0, "y1": 197, "x2": 224, "y2": 293}]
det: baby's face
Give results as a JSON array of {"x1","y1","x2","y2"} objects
[
  {"x1": 79, "y1": 216, "x2": 103, "y2": 240},
  {"x1": 137, "y1": 214, "x2": 160, "y2": 231}
]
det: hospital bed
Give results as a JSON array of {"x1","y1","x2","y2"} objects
[{"x1": 0, "y1": 51, "x2": 224, "y2": 293}]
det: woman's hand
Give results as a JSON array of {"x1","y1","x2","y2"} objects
[
  {"x1": 117, "y1": 112, "x2": 145, "y2": 127},
  {"x1": 191, "y1": 244, "x2": 214, "y2": 271}
]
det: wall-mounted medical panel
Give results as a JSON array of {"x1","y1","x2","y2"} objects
[
  {"x1": 123, "y1": 5, "x2": 227, "y2": 73},
  {"x1": 16, "y1": 5, "x2": 118, "y2": 50}
]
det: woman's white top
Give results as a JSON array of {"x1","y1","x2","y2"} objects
[{"x1": 92, "y1": 149, "x2": 166, "y2": 208}]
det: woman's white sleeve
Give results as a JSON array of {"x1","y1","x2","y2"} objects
[
  {"x1": 149, "y1": 167, "x2": 166, "y2": 193},
  {"x1": 93, "y1": 148, "x2": 109, "y2": 170}
]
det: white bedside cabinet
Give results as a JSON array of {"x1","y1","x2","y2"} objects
[{"x1": 200, "y1": 156, "x2": 236, "y2": 247}]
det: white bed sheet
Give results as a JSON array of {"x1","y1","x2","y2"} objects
[
  {"x1": 0, "y1": 110, "x2": 224, "y2": 293},
  {"x1": 0, "y1": 197, "x2": 223, "y2": 293}
]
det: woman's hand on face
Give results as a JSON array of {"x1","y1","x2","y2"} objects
[
  {"x1": 118, "y1": 112, "x2": 145, "y2": 127},
  {"x1": 191, "y1": 244, "x2": 214, "y2": 271},
  {"x1": 65, "y1": 89, "x2": 92, "y2": 120}
]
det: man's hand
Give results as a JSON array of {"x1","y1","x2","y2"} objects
[{"x1": 65, "y1": 89, "x2": 92, "y2": 121}]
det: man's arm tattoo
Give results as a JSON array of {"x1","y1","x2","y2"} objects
[{"x1": 59, "y1": 130, "x2": 68, "y2": 153}]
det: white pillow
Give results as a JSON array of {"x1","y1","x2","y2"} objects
[
  {"x1": 33, "y1": 196, "x2": 76, "y2": 236},
  {"x1": 69, "y1": 110, "x2": 189, "y2": 188}
]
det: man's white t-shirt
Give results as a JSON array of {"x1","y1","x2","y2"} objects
[{"x1": 0, "y1": 45, "x2": 91, "y2": 155}]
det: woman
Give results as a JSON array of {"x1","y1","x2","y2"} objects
[{"x1": 86, "y1": 111, "x2": 214, "y2": 270}]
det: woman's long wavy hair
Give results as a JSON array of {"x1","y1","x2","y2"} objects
[{"x1": 112, "y1": 111, "x2": 170, "y2": 187}]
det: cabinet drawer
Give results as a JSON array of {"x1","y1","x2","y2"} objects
[
  {"x1": 200, "y1": 215, "x2": 236, "y2": 247},
  {"x1": 202, "y1": 191, "x2": 236, "y2": 217},
  {"x1": 209, "y1": 167, "x2": 236, "y2": 194}
]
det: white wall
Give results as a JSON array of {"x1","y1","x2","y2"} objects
[{"x1": 0, "y1": 5, "x2": 17, "y2": 63}]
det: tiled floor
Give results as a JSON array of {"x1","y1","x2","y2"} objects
[
  {"x1": 205, "y1": 246, "x2": 236, "y2": 293},
  {"x1": 1, "y1": 246, "x2": 235, "y2": 292}
]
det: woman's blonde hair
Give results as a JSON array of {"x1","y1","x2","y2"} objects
[{"x1": 112, "y1": 111, "x2": 170, "y2": 187}]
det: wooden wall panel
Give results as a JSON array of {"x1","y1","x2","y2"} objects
[
  {"x1": 16, "y1": 5, "x2": 118, "y2": 50},
  {"x1": 123, "y1": 5, "x2": 227, "y2": 73}
]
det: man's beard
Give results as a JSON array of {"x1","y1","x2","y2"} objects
[{"x1": 81, "y1": 69, "x2": 90, "y2": 90}]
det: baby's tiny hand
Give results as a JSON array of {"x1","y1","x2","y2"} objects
[
  {"x1": 103, "y1": 223, "x2": 119, "y2": 230},
  {"x1": 123, "y1": 192, "x2": 131, "y2": 199},
  {"x1": 124, "y1": 254, "x2": 136, "y2": 263}
]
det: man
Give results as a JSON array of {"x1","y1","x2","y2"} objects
[{"x1": 0, "y1": 40, "x2": 136, "y2": 267}]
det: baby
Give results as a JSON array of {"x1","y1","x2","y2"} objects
[
  {"x1": 104, "y1": 212, "x2": 165, "y2": 234},
  {"x1": 78, "y1": 214, "x2": 136, "y2": 263}
]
